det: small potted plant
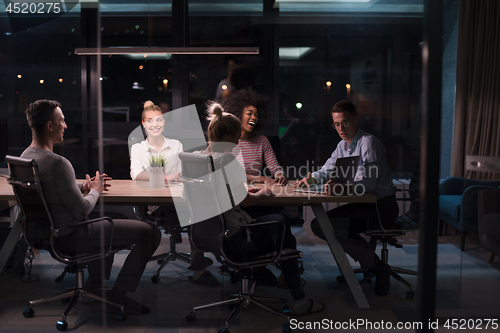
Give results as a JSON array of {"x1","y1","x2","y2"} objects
[{"x1": 148, "y1": 154, "x2": 167, "y2": 188}]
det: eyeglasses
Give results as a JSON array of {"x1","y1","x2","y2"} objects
[{"x1": 332, "y1": 121, "x2": 350, "y2": 130}]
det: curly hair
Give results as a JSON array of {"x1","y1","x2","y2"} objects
[
  {"x1": 222, "y1": 87, "x2": 268, "y2": 132},
  {"x1": 25, "y1": 99, "x2": 61, "y2": 136}
]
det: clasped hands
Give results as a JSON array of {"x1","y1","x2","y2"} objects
[{"x1": 82, "y1": 171, "x2": 112, "y2": 193}]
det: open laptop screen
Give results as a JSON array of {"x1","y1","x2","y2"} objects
[{"x1": 330, "y1": 155, "x2": 362, "y2": 184}]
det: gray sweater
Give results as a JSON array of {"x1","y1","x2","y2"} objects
[{"x1": 21, "y1": 147, "x2": 99, "y2": 236}]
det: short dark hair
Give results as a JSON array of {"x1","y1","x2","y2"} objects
[
  {"x1": 331, "y1": 100, "x2": 357, "y2": 117},
  {"x1": 25, "y1": 100, "x2": 61, "y2": 136},
  {"x1": 222, "y1": 87, "x2": 268, "y2": 132}
]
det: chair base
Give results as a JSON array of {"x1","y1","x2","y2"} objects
[
  {"x1": 23, "y1": 270, "x2": 124, "y2": 330},
  {"x1": 186, "y1": 276, "x2": 291, "y2": 330},
  {"x1": 338, "y1": 240, "x2": 418, "y2": 298},
  {"x1": 150, "y1": 250, "x2": 191, "y2": 283},
  {"x1": 353, "y1": 265, "x2": 417, "y2": 299}
]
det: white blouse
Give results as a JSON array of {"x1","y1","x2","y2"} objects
[{"x1": 130, "y1": 136, "x2": 183, "y2": 180}]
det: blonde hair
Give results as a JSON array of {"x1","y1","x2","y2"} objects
[
  {"x1": 142, "y1": 100, "x2": 162, "y2": 121},
  {"x1": 206, "y1": 102, "x2": 241, "y2": 142}
]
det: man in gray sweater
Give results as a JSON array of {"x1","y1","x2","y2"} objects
[{"x1": 21, "y1": 99, "x2": 161, "y2": 315}]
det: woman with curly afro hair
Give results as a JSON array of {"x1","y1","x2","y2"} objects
[{"x1": 222, "y1": 87, "x2": 287, "y2": 186}]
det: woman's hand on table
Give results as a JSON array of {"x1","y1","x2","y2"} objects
[{"x1": 273, "y1": 172, "x2": 288, "y2": 186}]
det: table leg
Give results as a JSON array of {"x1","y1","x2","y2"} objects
[
  {"x1": 310, "y1": 203, "x2": 370, "y2": 309},
  {"x1": 0, "y1": 213, "x2": 23, "y2": 275}
]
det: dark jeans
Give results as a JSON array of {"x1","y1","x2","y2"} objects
[
  {"x1": 56, "y1": 219, "x2": 161, "y2": 292},
  {"x1": 311, "y1": 196, "x2": 399, "y2": 269},
  {"x1": 226, "y1": 213, "x2": 305, "y2": 301}
]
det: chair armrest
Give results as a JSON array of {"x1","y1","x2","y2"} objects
[
  {"x1": 221, "y1": 220, "x2": 289, "y2": 266},
  {"x1": 53, "y1": 216, "x2": 126, "y2": 264}
]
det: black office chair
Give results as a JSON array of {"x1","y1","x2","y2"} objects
[
  {"x1": 134, "y1": 205, "x2": 191, "y2": 283},
  {"x1": 5, "y1": 155, "x2": 132, "y2": 330},
  {"x1": 337, "y1": 151, "x2": 420, "y2": 299},
  {"x1": 128, "y1": 123, "x2": 191, "y2": 283},
  {"x1": 179, "y1": 152, "x2": 302, "y2": 333}
]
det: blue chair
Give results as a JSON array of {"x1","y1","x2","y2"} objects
[{"x1": 439, "y1": 177, "x2": 500, "y2": 251}]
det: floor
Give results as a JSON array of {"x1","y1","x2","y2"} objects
[{"x1": 1, "y1": 209, "x2": 499, "y2": 333}]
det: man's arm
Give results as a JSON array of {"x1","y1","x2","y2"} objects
[
  {"x1": 54, "y1": 159, "x2": 101, "y2": 220},
  {"x1": 352, "y1": 137, "x2": 382, "y2": 193}
]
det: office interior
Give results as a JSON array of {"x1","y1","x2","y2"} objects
[{"x1": 1, "y1": 0, "x2": 499, "y2": 332}]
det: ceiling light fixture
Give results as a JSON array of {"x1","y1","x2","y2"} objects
[{"x1": 75, "y1": 47, "x2": 259, "y2": 56}]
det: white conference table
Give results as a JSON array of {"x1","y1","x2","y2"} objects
[{"x1": 0, "y1": 178, "x2": 376, "y2": 308}]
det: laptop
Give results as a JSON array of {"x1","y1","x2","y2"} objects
[{"x1": 294, "y1": 155, "x2": 363, "y2": 194}]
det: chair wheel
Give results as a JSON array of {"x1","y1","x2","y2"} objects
[
  {"x1": 218, "y1": 329, "x2": 229, "y2": 333},
  {"x1": 406, "y1": 291, "x2": 415, "y2": 299},
  {"x1": 61, "y1": 297, "x2": 70, "y2": 303},
  {"x1": 116, "y1": 314, "x2": 126, "y2": 321},
  {"x1": 157, "y1": 259, "x2": 165, "y2": 265},
  {"x1": 56, "y1": 320, "x2": 68, "y2": 331},
  {"x1": 151, "y1": 275, "x2": 160, "y2": 283},
  {"x1": 283, "y1": 322, "x2": 292, "y2": 333},
  {"x1": 336, "y1": 275, "x2": 346, "y2": 283},
  {"x1": 23, "y1": 308, "x2": 34, "y2": 318},
  {"x1": 227, "y1": 303, "x2": 237, "y2": 310},
  {"x1": 185, "y1": 312, "x2": 196, "y2": 322}
]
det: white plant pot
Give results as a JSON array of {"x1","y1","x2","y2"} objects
[{"x1": 148, "y1": 166, "x2": 165, "y2": 188}]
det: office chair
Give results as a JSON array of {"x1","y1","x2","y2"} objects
[
  {"x1": 336, "y1": 151, "x2": 420, "y2": 299},
  {"x1": 5, "y1": 155, "x2": 131, "y2": 331},
  {"x1": 134, "y1": 205, "x2": 191, "y2": 283},
  {"x1": 179, "y1": 152, "x2": 302, "y2": 333},
  {"x1": 128, "y1": 123, "x2": 191, "y2": 283}
]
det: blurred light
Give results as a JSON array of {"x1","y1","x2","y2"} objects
[
  {"x1": 99, "y1": 77, "x2": 103, "y2": 81},
  {"x1": 296, "y1": 103, "x2": 302, "y2": 109},
  {"x1": 326, "y1": 81, "x2": 332, "y2": 86},
  {"x1": 59, "y1": 78, "x2": 63, "y2": 82},
  {"x1": 279, "y1": 47, "x2": 314, "y2": 60},
  {"x1": 71, "y1": 28, "x2": 75, "y2": 32},
  {"x1": 346, "y1": 83, "x2": 351, "y2": 88},
  {"x1": 5, "y1": 32, "x2": 12, "y2": 35},
  {"x1": 135, "y1": 25, "x2": 139, "y2": 29},
  {"x1": 17, "y1": 74, "x2": 22, "y2": 79},
  {"x1": 72, "y1": 81, "x2": 76, "y2": 85},
  {"x1": 144, "y1": 54, "x2": 147, "y2": 58},
  {"x1": 39, "y1": 80, "x2": 44, "y2": 84},
  {"x1": 222, "y1": 84, "x2": 228, "y2": 90},
  {"x1": 163, "y1": 79, "x2": 168, "y2": 84},
  {"x1": 140, "y1": 30, "x2": 144, "y2": 34},
  {"x1": 139, "y1": 65, "x2": 144, "y2": 70},
  {"x1": 132, "y1": 82, "x2": 144, "y2": 90}
]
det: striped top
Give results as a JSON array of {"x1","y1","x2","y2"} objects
[{"x1": 232, "y1": 134, "x2": 283, "y2": 177}]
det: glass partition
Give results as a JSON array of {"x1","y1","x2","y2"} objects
[{"x1": 3, "y1": 0, "x2": 498, "y2": 331}]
